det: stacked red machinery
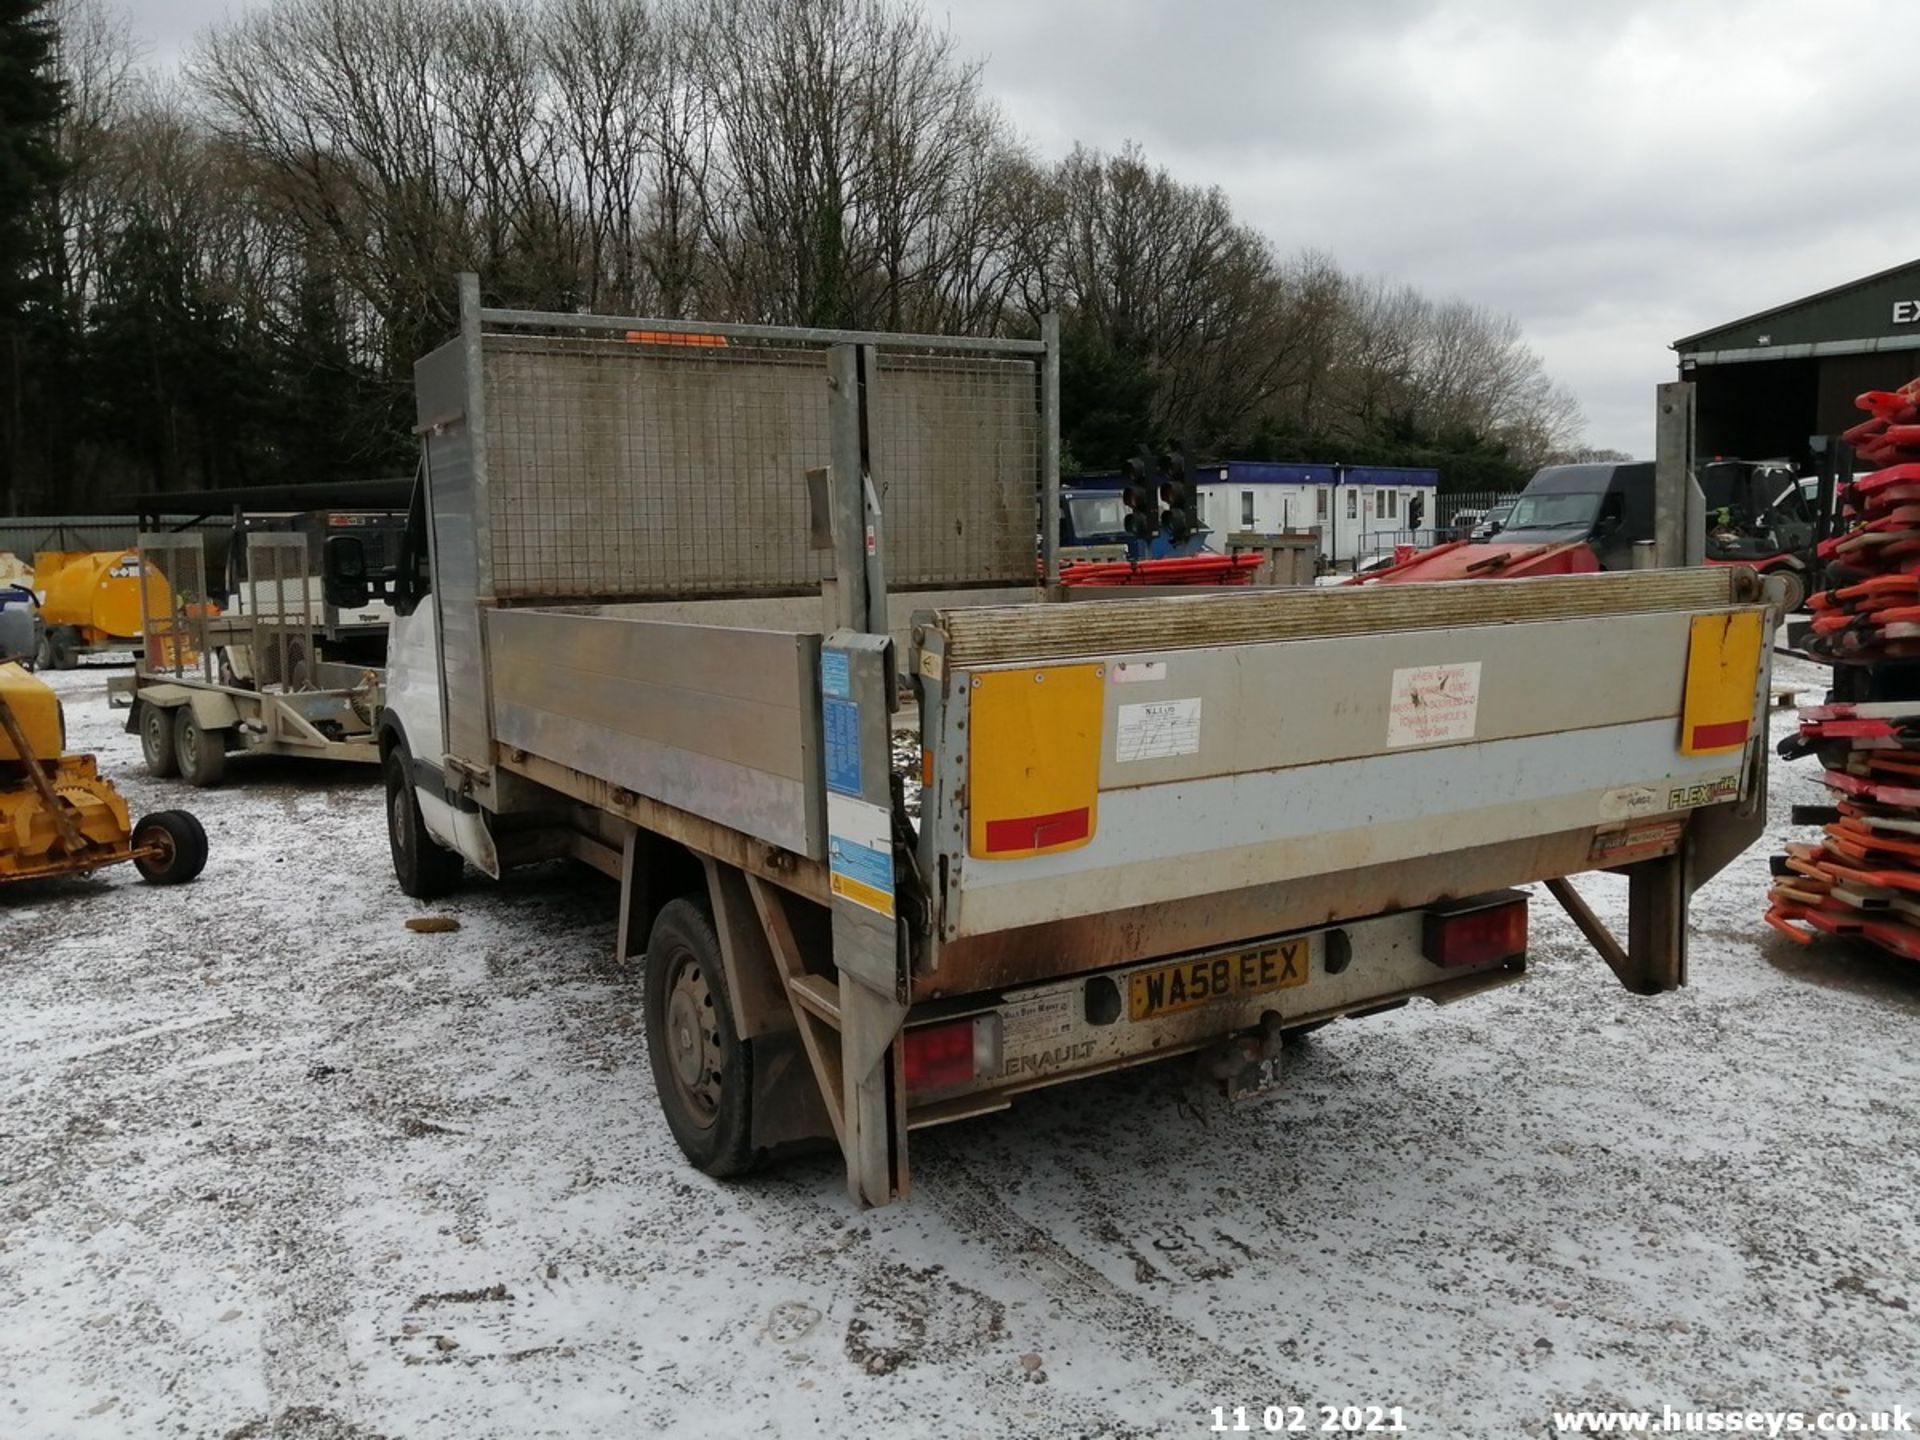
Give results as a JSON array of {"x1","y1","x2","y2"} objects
[
  {"x1": 1058, "y1": 553, "x2": 1265, "y2": 587},
  {"x1": 1769, "y1": 375, "x2": 1920, "y2": 959}
]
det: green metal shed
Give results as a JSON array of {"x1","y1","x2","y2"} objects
[{"x1": 1672, "y1": 257, "x2": 1920, "y2": 462}]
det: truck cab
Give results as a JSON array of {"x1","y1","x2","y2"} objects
[
  {"x1": 1497, "y1": 462, "x2": 1655, "y2": 571},
  {"x1": 1057, "y1": 487, "x2": 1131, "y2": 558},
  {"x1": 1059, "y1": 484, "x2": 1210, "y2": 561}
]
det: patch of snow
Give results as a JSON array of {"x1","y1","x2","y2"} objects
[{"x1": 2, "y1": 657, "x2": 1916, "y2": 1438}]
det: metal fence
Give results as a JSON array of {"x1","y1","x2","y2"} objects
[
  {"x1": 0, "y1": 514, "x2": 224, "y2": 567},
  {"x1": 471, "y1": 306, "x2": 1051, "y2": 603},
  {"x1": 1435, "y1": 491, "x2": 1520, "y2": 534}
]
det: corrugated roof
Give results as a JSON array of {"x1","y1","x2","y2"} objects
[{"x1": 1672, "y1": 256, "x2": 1920, "y2": 350}]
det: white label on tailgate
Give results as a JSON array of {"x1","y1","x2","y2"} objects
[
  {"x1": 1386, "y1": 662, "x2": 1482, "y2": 748},
  {"x1": 1600, "y1": 784, "x2": 1663, "y2": 820},
  {"x1": 1116, "y1": 697, "x2": 1202, "y2": 761},
  {"x1": 1001, "y1": 990, "x2": 1075, "y2": 1046},
  {"x1": 1109, "y1": 660, "x2": 1166, "y2": 683}
]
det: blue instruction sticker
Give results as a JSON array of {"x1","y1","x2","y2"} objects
[
  {"x1": 821, "y1": 650, "x2": 850, "y2": 699},
  {"x1": 824, "y1": 696, "x2": 862, "y2": 796}
]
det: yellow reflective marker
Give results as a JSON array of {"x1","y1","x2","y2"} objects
[
  {"x1": 1680, "y1": 610, "x2": 1764, "y2": 755},
  {"x1": 967, "y1": 663, "x2": 1104, "y2": 859}
]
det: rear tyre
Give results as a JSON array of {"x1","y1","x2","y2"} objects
[
  {"x1": 644, "y1": 896, "x2": 756, "y2": 1179},
  {"x1": 1775, "y1": 569, "x2": 1808, "y2": 615},
  {"x1": 139, "y1": 702, "x2": 180, "y2": 779},
  {"x1": 173, "y1": 708, "x2": 227, "y2": 787},
  {"x1": 384, "y1": 746, "x2": 463, "y2": 898},
  {"x1": 132, "y1": 809, "x2": 208, "y2": 885},
  {"x1": 48, "y1": 627, "x2": 77, "y2": 671}
]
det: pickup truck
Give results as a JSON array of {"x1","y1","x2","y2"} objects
[{"x1": 323, "y1": 276, "x2": 1779, "y2": 1206}]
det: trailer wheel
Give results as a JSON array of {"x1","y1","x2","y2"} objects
[
  {"x1": 139, "y1": 702, "x2": 180, "y2": 779},
  {"x1": 42, "y1": 626, "x2": 77, "y2": 671},
  {"x1": 384, "y1": 747, "x2": 463, "y2": 898},
  {"x1": 173, "y1": 708, "x2": 227, "y2": 787},
  {"x1": 645, "y1": 897, "x2": 756, "y2": 1179},
  {"x1": 132, "y1": 809, "x2": 208, "y2": 885}
]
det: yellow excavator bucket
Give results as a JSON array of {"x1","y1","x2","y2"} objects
[{"x1": 0, "y1": 661, "x2": 62, "y2": 760}]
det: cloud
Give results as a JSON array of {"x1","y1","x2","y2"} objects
[
  {"x1": 122, "y1": 0, "x2": 1918, "y2": 455},
  {"x1": 942, "y1": 0, "x2": 1917, "y2": 454}
]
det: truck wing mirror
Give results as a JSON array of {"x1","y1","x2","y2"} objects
[{"x1": 322, "y1": 534, "x2": 371, "y2": 609}]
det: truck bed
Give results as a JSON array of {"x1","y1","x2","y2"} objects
[{"x1": 914, "y1": 568, "x2": 1770, "y2": 991}]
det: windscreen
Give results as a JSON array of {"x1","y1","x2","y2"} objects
[
  {"x1": 1068, "y1": 493, "x2": 1128, "y2": 542},
  {"x1": 1504, "y1": 492, "x2": 1602, "y2": 532}
]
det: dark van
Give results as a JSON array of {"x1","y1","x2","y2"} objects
[{"x1": 1497, "y1": 462, "x2": 1654, "y2": 571}]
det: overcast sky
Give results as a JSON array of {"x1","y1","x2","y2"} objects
[{"x1": 126, "y1": 0, "x2": 1917, "y2": 457}]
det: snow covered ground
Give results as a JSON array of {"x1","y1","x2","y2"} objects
[{"x1": 3, "y1": 656, "x2": 1917, "y2": 1440}]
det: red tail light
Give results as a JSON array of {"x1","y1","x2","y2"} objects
[
  {"x1": 903, "y1": 1016, "x2": 998, "y2": 1091},
  {"x1": 1423, "y1": 893, "x2": 1528, "y2": 969}
]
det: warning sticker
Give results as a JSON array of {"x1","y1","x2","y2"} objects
[
  {"x1": 1116, "y1": 697, "x2": 1202, "y2": 762},
  {"x1": 826, "y1": 793, "x2": 894, "y2": 918},
  {"x1": 1386, "y1": 662, "x2": 1482, "y2": 748}
]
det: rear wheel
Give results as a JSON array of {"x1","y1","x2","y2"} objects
[
  {"x1": 132, "y1": 809, "x2": 208, "y2": 885},
  {"x1": 645, "y1": 896, "x2": 756, "y2": 1178},
  {"x1": 384, "y1": 746, "x2": 463, "y2": 898},
  {"x1": 45, "y1": 627, "x2": 77, "y2": 671},
  {"x1": 173, "y1": 708, "x2": 227, "y2": 787},
  {"x1": 139, "y1": 702, "x2": 180, "y2": 779}
]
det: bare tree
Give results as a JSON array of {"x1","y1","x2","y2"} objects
[{"x1": 9, "y1": 0, "x2": 1596, "y2": 508}]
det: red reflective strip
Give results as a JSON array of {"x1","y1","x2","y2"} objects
[
  {"x1": 983, "y1": 807, "x2": 1091, "y2": 854},
  {"x1": 1690, "y1": 719, "x2": 1750, "y2": 751}
]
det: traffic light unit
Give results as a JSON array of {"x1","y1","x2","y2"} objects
[
  {"x1": 1157, "y1": 446, "x2": 1196, "y2": 545},
  {"x1": 1121, "y1": 455, "x2": 1158, "y2": 540}
]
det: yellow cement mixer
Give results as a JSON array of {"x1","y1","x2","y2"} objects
[
  {"x1": 31, "y1": 549, "x2": 170, "y2": 670},
  {"x1": 0, "y1": 661, "x2": 206, "y2": 885}
]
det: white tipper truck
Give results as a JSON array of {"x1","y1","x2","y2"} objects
[{"x1": 323, "y1": 275, "x2": 1778, "y2": 1207}]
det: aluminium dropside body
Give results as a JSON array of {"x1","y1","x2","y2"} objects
[{"x1": 378, "y1": 276, "x2": 1776, "y2": 1206}]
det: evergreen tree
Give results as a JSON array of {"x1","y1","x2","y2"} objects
[{"x1": 0, "y1": 0, "x2": 66, "y2": 509}]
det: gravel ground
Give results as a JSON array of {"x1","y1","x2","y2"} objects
[{"x1": 3, "y1": 655, "x2": 1918, "y2": 1440}]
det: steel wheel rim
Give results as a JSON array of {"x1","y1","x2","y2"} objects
[
  {"x1": 663, "y1": 952, "x2": 723, "y2": 1128},
  {"x1": 142, "y1": 826, "x2": 174, "y2": 870},
  {"x1": 180, "y1": 724, "x2": 198, "y2": 769},
  {"x1": 145, "y1": 710, "x2": 166, "y2": 758},
  {"x1": 389, "y1": 780, "x2": 411, "y2": 862}
]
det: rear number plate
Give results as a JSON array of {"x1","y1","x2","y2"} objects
[{"x1": 1127, "y1": 939, "x2": 1309, "y2": 1022}]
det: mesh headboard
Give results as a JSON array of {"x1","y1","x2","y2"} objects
[{"x1": 477, "y1": 330, "x2": 1042, "y2": 601}]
